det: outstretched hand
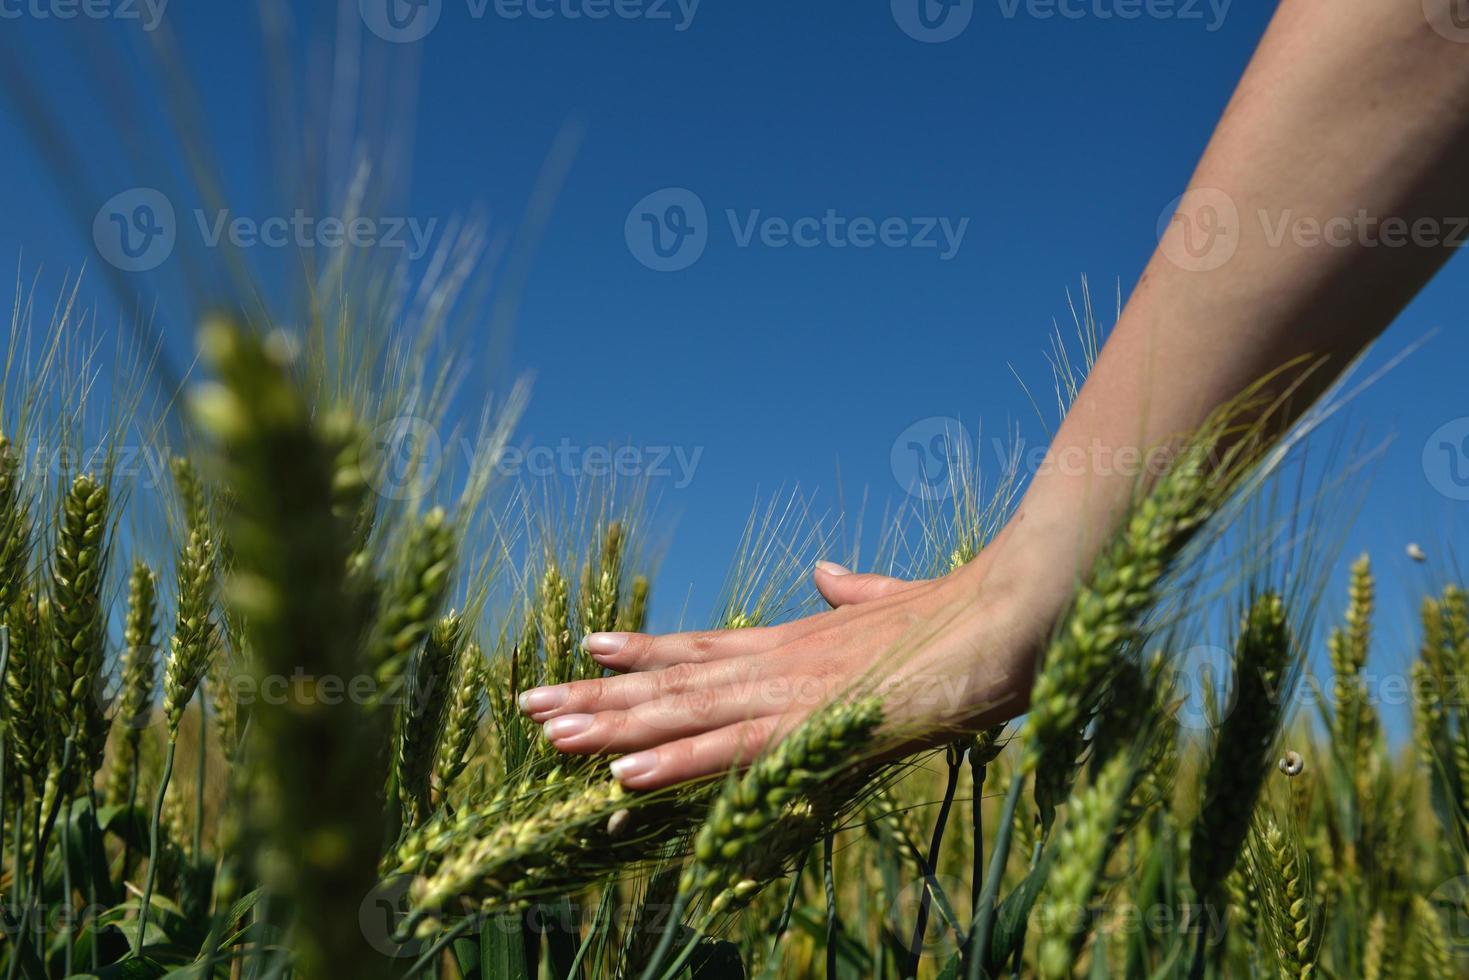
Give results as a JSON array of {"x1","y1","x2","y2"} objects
[{"x1": 519, "y1": 532, "x2": 1058, "y2": 791}]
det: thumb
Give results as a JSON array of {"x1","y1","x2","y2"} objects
[{"x1": 812, "y1": 561, "x2": 923, "y2": 608}]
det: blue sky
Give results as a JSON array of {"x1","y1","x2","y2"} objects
[{"x1": 1, "y1": 0, "x2": 1467, "y2": 724}]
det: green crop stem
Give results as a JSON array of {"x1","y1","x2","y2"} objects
[
  {"x1": 135, "y1": 739, "x2": 177, "y2": 956},
  {"x1": 967, "y1": 770, "x2": 1025, "y2": 980}
]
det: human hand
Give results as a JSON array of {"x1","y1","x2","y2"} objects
[{"x1": 518, "y1": 531, "x2": 1058, "y2": 791}]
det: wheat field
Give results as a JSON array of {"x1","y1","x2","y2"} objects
[{"x1": 0, "y1": 283, "x2": 1461, "y2": 980}]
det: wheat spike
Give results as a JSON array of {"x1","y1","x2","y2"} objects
[
  {"x1": 1191, "y1": 592, "x2": 1294, "y2": 901},
  {"x1": 433, "y1": 639, "x2": 485, "y2": 801},
  {"x1": 4, "y1": 591, "x2": 47, "y2": 785},
  {"x1": 397, "y1": 613, "x2": 463, "y2": 826},
  {"x1": 539, "y1": 565, "x2": 574, "y2": 688},
  {"x1": 368, "y1": 507, "x2": 455, "y2": 703},
  {"x1": 1034, "y1": 751, "x2": 1136, "y2": 980},
  {"x1": 163, "y1": 526, "x2": 218, "y2": 738},
  {"x1": 1411, "y1": 894, "x2": 1454, "y2": 980},
  {"x1": 0, "y1": 433, "x2": 31, "y2": 616},
  {"x1": 680, "y1": 698, "x2": 884, "y2": 912},
  {"x1": 1021, "y1": 423, "x2": 1240, "y2": 823},
  {"x1": 48, "y1": 473, "x2": 111, "y2": 776},
  {"x1": 1251, "y1": 816, "x2": 1320, "y2": 980},
  {"x1": 618, "y1": 574, "x2": 650, "y2": 633},
  {"x1": 105, "y1": 561, "x2": 159, "y2": 805},
  {"x1": 192, "y1": 319, "x2": 387, "y2": 979}
]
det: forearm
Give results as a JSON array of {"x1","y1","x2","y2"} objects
[{"x1": 991, "y1": 0, "x2": 1469, "y2": 593}]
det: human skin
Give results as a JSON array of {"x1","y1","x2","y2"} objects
[{"x1": 522, "y1": 0, "x2": 1469, "y2": 791}]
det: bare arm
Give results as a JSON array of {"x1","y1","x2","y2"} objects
[
  {"x1": 1018, "y1": 0, "x2": 1469, "y2": 592},
  {"x1": 523, "y1": 0, "x2": 1469, "y2": 790}
]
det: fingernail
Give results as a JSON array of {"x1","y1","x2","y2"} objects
[
  {"x1": 518, "y1": 687, "x2": 567, "y2": 714},
  {"x1": 544, "y1": 714, "x2": 593, "y2": 740},
  {"x1": 583, "y1": 633, "x2": 631, "y2": 656},
  {"x1": 610, "y1": 751, "x2": 656, "y2": 781},
  {"x1": 815, "y1": 560, "x2": 851, "y2": 576}
]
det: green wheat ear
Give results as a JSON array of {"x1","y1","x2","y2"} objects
[
  {"x1": 366, "y1": 506, "x2": 456, "y2": 705},
  {"x1": 680, "y1": 698, "x2": 884, "y2": 912},
  {"x1": 49, "y1": 472, "x2": 112, "y2": 776},
  {"x1": 0, "y1": 433, "x2": 32, "y2": 616},
  {"x1": 1248, "y1": 814, "x2": 1321, "y2": 980},
  {"x1": 618, "y1": 574, "x2": 650, "y2": 633},
  {"x1": 209, "y1": 639, "x2": 244, "y2": 765},
  {"x1": 432, "y1": 638, "x2": 485, "y2": 801},
  {"x1": 1190, "y1": 591, "x2": 1295, "y2": 902},
  {"x1": 1328, "y1": 555, "x2": 1377, "y2": 773},
  {"x1": 163, "y1": 525, "x2": 219, "y2": 738},
  {"x1": 1410, "y1": 894, "x2": 1455, "y2": 980},
  {"x1": 170, "y1": 455, "x2": 210, "y2": 535},
  {"x1": 105, "y1": 561, "x2": 159, "y2": 805},
  {"x1": 538, "y1": 564, "x2": 573, "y2": 688},
  {"x1": 396, "y1": 613, "x2": 463, "y2": 827},
  {"x1": 4, "y1": 591, "x2": 48, "y2": 787},
  {"x1": 191, "y1": 317, "x2": 387, "y2": 979},
  {"x1": 580, "y1": 519, "x2": 625, "y2": 637},
  {"x1": 1033, "y1": 750, "x2": 1137, "y2": 980}
]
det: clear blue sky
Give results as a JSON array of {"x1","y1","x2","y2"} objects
[{"x1": 1, "y1": 1, "x2": 1466, "y2": 723}]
